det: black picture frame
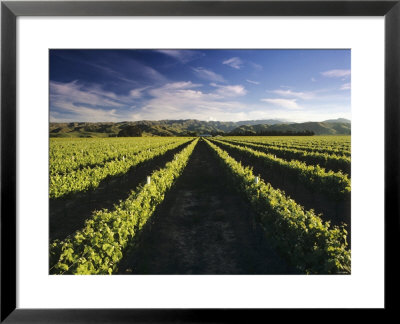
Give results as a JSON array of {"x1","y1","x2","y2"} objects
[{"x1": 1, "y1": 0, "x2": 398, "y2": 322}]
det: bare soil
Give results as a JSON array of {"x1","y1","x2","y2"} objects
[{"x1": 117, "y1": 140, "x2": 295, "y2": 274}]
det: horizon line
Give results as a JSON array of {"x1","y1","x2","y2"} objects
[{"x1": 49, "y1": 117, "x2": 351, "y2": 124}]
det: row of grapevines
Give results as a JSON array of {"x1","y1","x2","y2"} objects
[
  {"x1": 50, "y1": 138, "x2": 182, "y2": 175},
  {"x1": 220, "y1": 138, "x2": 350, "y2": 175},
  {"x1": 252, "y1": 135, "x2": 351, "y2": 146},
  {"x1": 205, "y1": 139, "x2": 350, "y2": 274},
  {"x1": 50, "y1": 138, "x2": 192, "y2": 199},
  {"x1": 49, "y1": 139, "x2": 199, "y2": 274},
  {"x1": 211, "y1": 139, "x2": 351, "y2": 201},
  {"x1": 223, "y1": 135, "x2": 351, "y2": 150},
  {"x1": 223, "y1": 136, "x2": 351, "y2": 157},
  {"x1": 246, "y1": 134, "x2": 349, "y2": 147}
]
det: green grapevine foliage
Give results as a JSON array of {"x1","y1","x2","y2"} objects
[
  {"x1": 50, "y1": 138, "x2": 192, "y2": 198},
  {"x1": 220, "y1": 138, "x2": 351, "y2": 175},
  {"x1": 205, "y1": 139, "x2": 350, "y2": 274},
  {"x1": 224, "y1": 136, "x2": 351, "y2": 157},
  {"x1": 211, "y1": 139, "x2": 351, "y2": 201},
  {"x1": 50, "y1": 139, "x2": 198, "y2": 274}
]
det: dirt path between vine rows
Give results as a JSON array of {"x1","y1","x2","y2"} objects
[{"x1": 117, "y1": 140, "x2": 295, "y2": 274}]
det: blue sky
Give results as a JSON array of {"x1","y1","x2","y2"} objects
[{"x1": 50, "y1": 49, "x2": 350, "y2": 123}]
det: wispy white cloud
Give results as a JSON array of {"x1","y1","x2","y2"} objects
[
  {"x1": 142, "y1": 65, "x2": 167, "y2": 82},
  {"x1": 321, "y1": 69, "x2": 351, "y2": 78},
  {"x1": 250, "y1": 62, "x2": 263, "y2": 71},
  {"x1": 222, "y1": 57, "x2": 243, "y2": 70},
  {"x1": 50, "y1": 78, "x2": 344, "y2": 123},
  {"x1": 311, "y1": 77, "x2": 316, "y2": 82},
  {"x1": 50, "y1": 102, "x2": 120, "y2": 122},
  {"x1": 340, "y1": 83, "x2": 351, "y2": 90},
  {"x1": 210, "y1": 83, "x2": 247, "y2": 97},
  {"x1": 260, "y1": 98, "x2": 300, "y2": 109},
  {"x1": 159, "y1": 81, "x2": 202, "y2": 90},
  {"x1": 50, "y1": 81, "x2": 124, "y2": 108},
  {"x1": 129, "y1": 87, "x2": 150, "y2": 98},
  {"x1": 88, "y1": 58, "x2": 167, "y2": 85},
  {"x1": 156, "y1": 50, "x2": 204, "y2": 63},
  {"x1": 49, "y1": 80, "x2": 140, "y2": 122},
  {"x1": 246, "y1": 79, "x2": 260, "y2": 85},
  {"x1": 51, "y1": 79, "x2": 246, "y2": 122},
  {"x1": 271, "y1": 89, "x2": 314, "y2": 100},
  {"x1": 147, "y1": 81, "x2": 204, "y2": 99},
  {"x1": 192, "y1": 67, "x2": 226, "y2": 82},
  {"x1": 130, "y1": 80, "x2": 251, "y2": 121}
]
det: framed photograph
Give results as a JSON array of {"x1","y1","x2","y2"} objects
[{"x1": 1, "y1": 0, "x2": 398, "y2": 321}]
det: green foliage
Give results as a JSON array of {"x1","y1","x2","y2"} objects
[
  {"x1": 221, "y1": 138, "x2": 351, "y2": 175},
  {"x1": 50, "y1": 137, "x2": 193, "y2": 198},
  {"x1": 205, "y1": 139, "x2": 351, "y2": 274},
  {"x1": 223, "y1": 135, "x2": 351, "y2": 157},
  {"x1": 50, "y1": 139, "x2": 199, "y2": 275},
  {"x1": 50, "y1": 137, "x2": 177, "y2": 175},
  {"x1": 212, "y1": 139, "x2": 351, "y2": 201}
]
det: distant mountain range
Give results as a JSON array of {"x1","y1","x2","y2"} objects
[
  {"x1": 322, "y1": 118, "x2": 351, "y2": 124},
  {"x1": 49, "y1": 118, "x2": 351, "y2": 138},
  {"x1": 230, "y1": 121, "x2": 351, "y2": 136}
]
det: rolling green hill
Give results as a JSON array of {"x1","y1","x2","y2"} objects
[
  {"x1": 49, "y1": 119, "x2": 351, "y2": 137},
  {"x1": 322, "y1": 118, "x2": 351, "y2": 124},
  {"x1": 229, "y1": 122, "x2": 351, "y2": 135}
]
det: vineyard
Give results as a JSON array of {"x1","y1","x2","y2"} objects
[{"x1": 49, "y1": 135, "x2": 351, "y2": 275}]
